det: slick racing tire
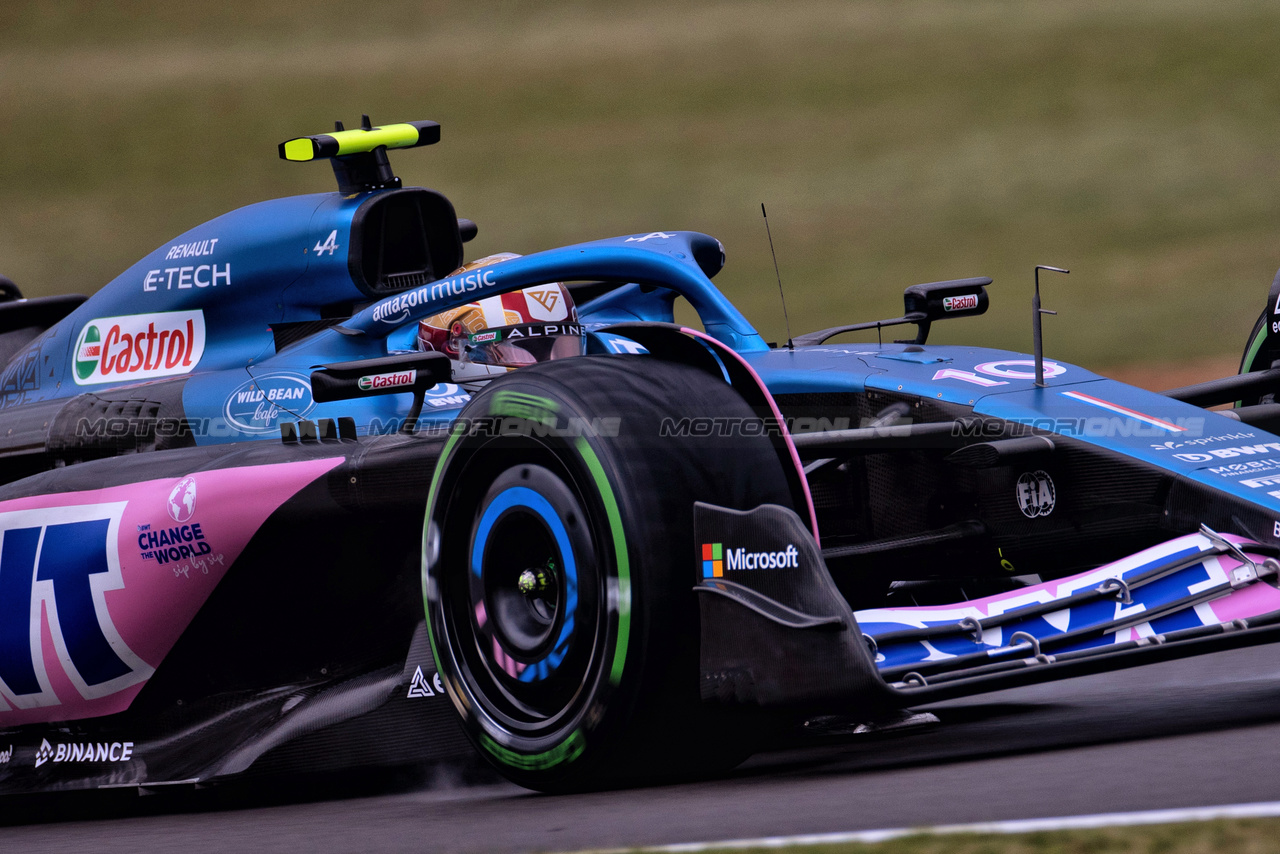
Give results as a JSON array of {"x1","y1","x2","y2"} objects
[
  {"x1": 423, "y1": 355, "x2": 793, "y2": 792},
  {"x1": 1240, "y1": 309, "x2": 1279, "y2": 405}
]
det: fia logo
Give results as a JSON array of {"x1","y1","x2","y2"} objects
[
  {"x1": 0, "y1": 504, "x2": 153, "y2": 712},
  {"x1": 1016, "y1": 471, "x2": 1056, "y2": 518}
]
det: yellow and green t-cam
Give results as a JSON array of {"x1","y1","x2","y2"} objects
[{"x1": 278, "y1": 119, "x2": 441, "y2": 162}]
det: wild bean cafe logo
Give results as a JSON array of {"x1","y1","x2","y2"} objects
[
  {"x1": 224, "y1": 373, "x2": 315, "y2": 434},
  {"x1": 73, "y1": 310, "x2": 207, "y2": 385}
]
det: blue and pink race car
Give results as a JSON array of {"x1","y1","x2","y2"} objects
[{"x1": 2, "y1": 117, "x2": 1280, "y2": 794}]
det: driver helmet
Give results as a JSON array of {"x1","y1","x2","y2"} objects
[{"x1": 416, "y1": 253, "x2": 584, "y2": 378}]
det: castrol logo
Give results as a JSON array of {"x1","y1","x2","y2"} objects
[
  {"x1": 942, "y1": 294, "x2": 979, "y2": 312},
  {"x1": 357, "y1": 370, "x2": 416, "y2": 391},
  {"x1": 73, "y1": 311, "x2": 206, "y2": 385}
]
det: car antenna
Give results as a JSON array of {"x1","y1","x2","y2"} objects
[
  {"x1": 761, "y1": 203, "x2": 794, "y2": 349},
  {"x1": 1033, "y1": 265, "x2": 1068, "y2": 386}
]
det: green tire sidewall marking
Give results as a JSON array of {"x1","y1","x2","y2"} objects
[
  {"x1": 1239, "y1": 319, "x2": 1269, "y2": 408},
  {"x1": 573, "y1": 436, "x2": 632, "y2": 686},
  {"x1": 486, "y1": 389, "x2": 560, "y2": 427},
  {"x1": 480, "y1": 729, "x2": 585, "y2": 772},
  {"x1": 421, "y1": 426, "x2": 466, "y2": 680},
  {"x1": 423, "y1": 393, "x2": 632, "y2": 771},
  {"x1": 1242, "y1": 323, "x2": 1268, "y2": 373}
]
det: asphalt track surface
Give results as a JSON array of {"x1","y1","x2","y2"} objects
[{"x1": 8, "y1": 643, "x2": 1280, "y2": 853}]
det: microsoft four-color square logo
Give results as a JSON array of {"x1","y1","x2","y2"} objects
[{"x1": 701, "y1": 543, "x2": 723, "y2": 578}]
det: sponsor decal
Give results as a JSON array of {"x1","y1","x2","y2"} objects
[
  {"x1": 406, "y1": 666, "x2": 444, "y2": 699},
  {"x1": 167, "y1": 476, "x2": 197, "y2": 523},
  {"x1": 0, "y1": 503, "x2": 153, "y2": 710},
  {"x1": 372, "y1": 268, "x2": 499, "y2": 325},
  {"x1": 942, "y1": 293, "x2": 979, "y2": 312},
  {"x1": 470, "y1": 330, "x2": 501, "y2": 344},
  {"x1": 357, "y1": 370, "x2": 416, "y2": 392},
  {"x1": 1206, "y1": 459, "x2": 1280, "y2": 478},
  {"x1": 223, "y1": 374, "x2": 314, "y2": 434},
  {"x1": 137, "y1": 522, "x2": 213, "y2": 567},
  {"x1": 73, "y1": 311, "x2": 206, "y2": 385},
  {"x1": 142, "y1": 263, "x2": 231, "y2": 292},
  {"x1": 1151, "y1": 432, "x2": 1258, "y2": 450},
  {"x1": 164, "y1": 238, "x2": 218, "y2": 260},
  {"x1": 34, "y1": 737, "x2": 133, "y2": 768},
  {"x1": 1174, "y1": 442, "x2": 1280, "y2": 463},
  {"x1": 701, "y1": 542, "x2": 723, "y2": 578},
  {"x1": 624, "y1": 232, "x2": 674, "y2": 243},
  {"x1": 0, "y1": 458, "x2": 342, "y2": 726},
  {"x1": 423, "y1": 382, "x2": 470, "y2": 410},
  {"x1": 505, "y1": 324, "x2": 584, "y2": 339},
  {"x1": 0, "y1": 744, "x2": 10, "y2": 764},
  {"x1": 1016, "y1": 470, "x2": 1056, "y2": 518},
  {"x1": 722, "y1": 544, "x2": 800, "y2": 572},
  {"x1": 1059, "y1": 390, "x2": 1186, "y2": 432},
  {"x1": 1242, "y1": 475, "x2": 1280, "y2": 489}
]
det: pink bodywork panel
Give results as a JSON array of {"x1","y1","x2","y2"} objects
[{"x1": 0, "y1": 456, "x2": 343, "y2": 725}]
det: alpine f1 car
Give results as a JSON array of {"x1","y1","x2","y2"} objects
[{"x1": 5, "y1": 117, "x2": 1280, "y2": 795}]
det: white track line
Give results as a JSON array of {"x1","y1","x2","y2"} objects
[{"x1": 589, "y1": 801, "x2": 1280, "y2": 852}]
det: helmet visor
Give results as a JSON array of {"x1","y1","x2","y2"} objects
[{"x1": 463, "y1": 323, "x2": 585, "y2": 368}]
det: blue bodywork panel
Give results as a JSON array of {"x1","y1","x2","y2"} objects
[{"x1": 8, "y1": 183, "x2": 1275, "y2": 526}]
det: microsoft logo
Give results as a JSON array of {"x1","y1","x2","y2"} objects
[
  {"x1": 701, "y1": 543, "x2": 723, "y2": 578},
  {"x1": 701, "y1": 542, "x2": 802, "y2": 576}
]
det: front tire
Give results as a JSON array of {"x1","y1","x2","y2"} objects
[
  {"x1": 423, "y1": 355, "x2": 793, "y2": 791},
  {"x1": 1239, "y1": 309, "x2": 1277, "y2": 405}
]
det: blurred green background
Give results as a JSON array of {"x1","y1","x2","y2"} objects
[{"x1": 3, "y1": 0, "x2": 1279, "y2": 371}]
